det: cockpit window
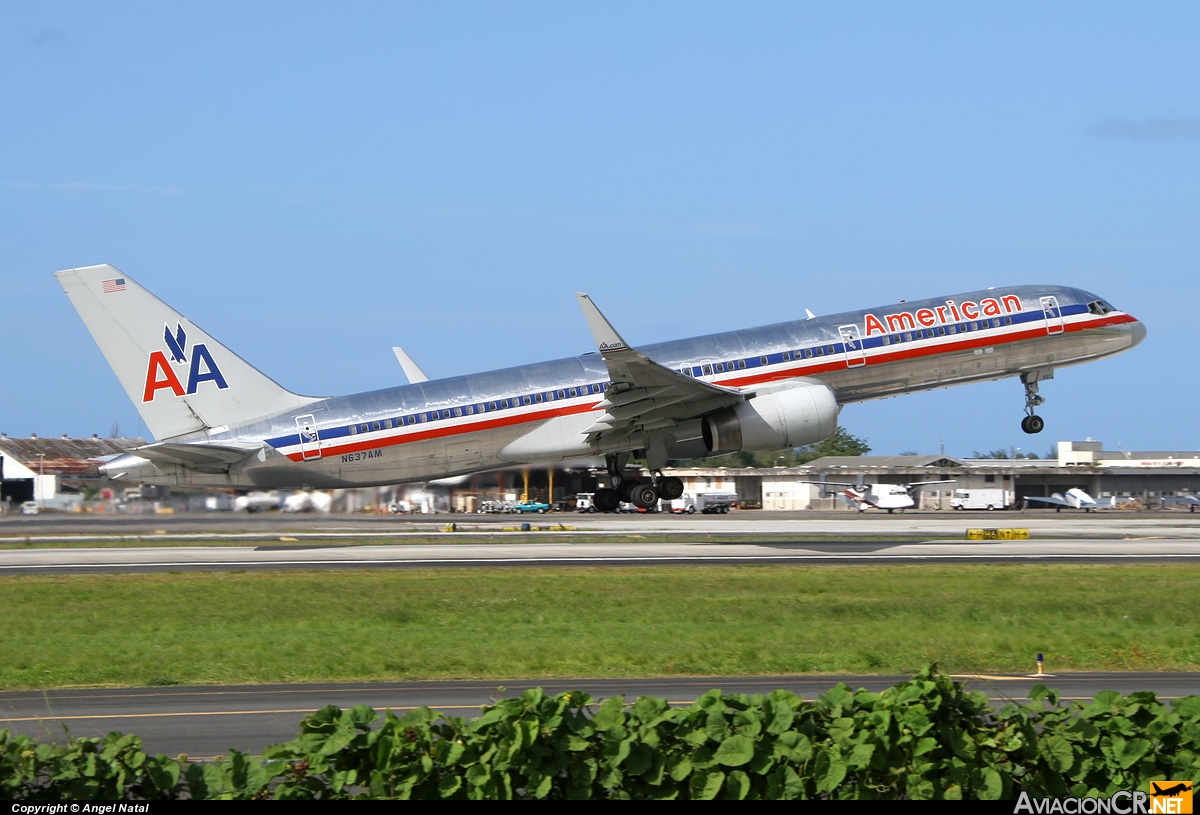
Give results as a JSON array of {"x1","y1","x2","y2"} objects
[{"x1": 1088, "y1": 300, "x2": 1115, "y2": 316}]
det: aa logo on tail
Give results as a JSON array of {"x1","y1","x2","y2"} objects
[{"x1": 142, "y1": 322, "x2": 229, "y2": 402}]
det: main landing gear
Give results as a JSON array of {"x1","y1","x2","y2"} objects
[
  {"x1": 1020, "y1": 371, "x2": 1046, "y2": 435},
  {"x1": 592, "y1": 453, "x2": 685, "y2": 512}
]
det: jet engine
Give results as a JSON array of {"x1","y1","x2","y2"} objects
[{"x1": 702, "y1": 379, "x2": 838, "y2": 454}]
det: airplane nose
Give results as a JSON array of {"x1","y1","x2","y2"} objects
[{"x1": 1128, "y1": 319, "x2": 1147, "y2": 348}]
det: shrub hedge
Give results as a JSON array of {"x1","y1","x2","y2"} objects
[{"x1": 3, "y1": 667, "x2": 1198, "y2": 799}]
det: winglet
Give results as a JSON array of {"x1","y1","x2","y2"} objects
[
  {"x1": 392, "y1": 347, "x2": 431, "y2": 384},
  {"x1": 576, "y1": 293, "x2": 632, "y2": 355}
]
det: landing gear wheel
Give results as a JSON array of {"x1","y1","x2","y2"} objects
[
  {"x1": 618, "y1": 480, "x2": 638, "y2": 503},
  {"x1": 1021, "y1": 415, "x2": 1044, "y2": 434},
  {"x1": 630, "y1": 483, "x2": 659, "y2": 509},
  {"x1": 593, "y1": 488, "x2": 620, "y2": 513},
  {"x1": 657, "y1": 476, "x2": 684, "y2": 501}
]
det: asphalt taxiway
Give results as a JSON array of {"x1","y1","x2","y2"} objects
[{"x1": 4, "y1": 673, "x2": 1198, "y2": 758}]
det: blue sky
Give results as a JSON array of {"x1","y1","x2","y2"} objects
[{"x1": 3, "y1": 2, "x2": 1197, "y2": 457}]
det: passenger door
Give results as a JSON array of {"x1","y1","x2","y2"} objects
[{"x1": 295, "y1": 414, "x2": 322, "y2": 460}]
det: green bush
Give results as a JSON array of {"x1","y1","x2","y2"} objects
[{"x1": 3, "y1": 668, "x2": 1198, "y2": 799}]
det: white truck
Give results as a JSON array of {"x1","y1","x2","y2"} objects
[
  {"x1": 671, "y1": 492, "x2": 739, "y2": 514},
  {"x1": 950, "y1": 488, "x2": 1012, "y2": 511}
]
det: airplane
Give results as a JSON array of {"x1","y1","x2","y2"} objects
[
  {"x1": 1150, "y1": 782, "x2": 1192, "y2": 798},
  {"x1": 1163, "y1": 494, "x2": 1200, "y2": 513},
  {"x1": 810, "y1": 480, "x2": 956, "y2": 513},
  {"x1": 1021, "y1": 488, "x2": 1133, "y2": 512},
  {"x1": 56, "y1": 265, "x2": 1145, "y2": 513}
]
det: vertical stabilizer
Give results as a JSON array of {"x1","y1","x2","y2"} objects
[{"x1": 57, "y1": 264, "x2": 318, "y2": 440}]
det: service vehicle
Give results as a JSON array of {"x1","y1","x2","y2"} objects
[
  {"x1": 672, "y1": 492, "x2": 739, "y2": 514},
  {"x1": 950, "y1": 488, "x2": 1012, "y2": 510}
]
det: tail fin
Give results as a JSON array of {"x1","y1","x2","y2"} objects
[{"x1": 57, "y1": 264, "x2": 318, "y2": 440}]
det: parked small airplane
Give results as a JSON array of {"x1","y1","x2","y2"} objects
[
  {"x1": 812, "y1": 480, "x2": 956, "y2": 513},
  {"x1": 57, "y1": 265, "x2": 1144, "y2": 512},
  {"x1": 1163, "y1": 494, "x2": 1200, "y2": 513},
  {"x1": 1025, "y1": 488, "x2": 1094, "y2": 511}
]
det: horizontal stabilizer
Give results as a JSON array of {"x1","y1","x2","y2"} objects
[{"x1": 132, "y1": 441, "x2": 263, "y2": 468}]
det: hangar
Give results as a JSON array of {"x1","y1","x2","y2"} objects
[
  {"x1": 663, "y1": 441, "x2": 1200, "y2": 511},
  {"x1": 0, "y1": 434, "x2": 145, "y2": 511}
]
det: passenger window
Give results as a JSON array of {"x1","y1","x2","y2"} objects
[
  {"x1": 781, "y1": 351, "x2": 791, "y2": 362},
  {"x1": 1004, "y1": 316, "x2": 1012, "y2": 325},
  {"x1": 557, "y1": 390, "x2": 565, "y2": 399},
  {"x1": 535, "y1": 393, "x2": 544, "y2": 403},
  {"x1": 568, "y1": 388, "x2": 577, "y2": 397},
  {"x1": 737, "y1": 359, "x2": 746, "y2": 369},
  {"x1": 524, "y1": 396, "x2": 532, "y2": 405},
  {"x1": 759, "y1": 355, "x2": 768, "y2": 365},
  {"x1": 702, "y1": 364, "x2": 713, "y2": 375},
  {"x1": 488, "y1": 402, "x2": 496, "y2": 411},
  {"x1": 452, "y1": 407, "x2": 462, "y2": 418},
  {"x1": 349, "y1": 425, "x2": 357, "y2": 435},
  {"x1": 881, "y1": 337, "x2": 890, "y2": 346},
  {"x1": 372, "y1": 421, "x2": 381, "y2": 431}
]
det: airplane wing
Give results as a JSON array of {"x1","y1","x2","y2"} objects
[
  {"x1": 130, "y1": 441, "x2": 264, "y2": 469},
  {"x1": 575, "y1": 294, "x2": 744, "y2": 446},
  {"x1": 906, "y1": 480, "x2": 956, "y2": 488},
  {"x1": 1024, "y1": 493, "x2": 1070, "y2": 507}
]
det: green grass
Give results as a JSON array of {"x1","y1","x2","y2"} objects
[{"x1": 2, "y1": 565, "x2": 1198, "y2": 689}]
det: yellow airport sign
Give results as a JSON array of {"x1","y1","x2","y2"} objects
[{"x1": 966, "y1": 528, "x2": 1030, "y2": 541}]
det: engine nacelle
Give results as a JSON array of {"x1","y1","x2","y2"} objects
[{"x1": 702, "y1": 380, "x2": 838, "y2": 454}]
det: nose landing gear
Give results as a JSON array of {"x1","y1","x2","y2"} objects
[{"x1": 1020, "y1": 371, "x2": 1048, "y2": 434}]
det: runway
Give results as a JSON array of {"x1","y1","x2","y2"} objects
[
  {"x1": 3, "y1": 673, "x2": 1198, "y2": 758},
  {"x1": 4, "y1": 509, "x2": 1200, "y2": 540},
  {"x1": 3, "y1": 537, "x2": 1200, "y2": 574},
  {"x1": 1, "y1": 511, "x2": 1199, "y2": 573}
]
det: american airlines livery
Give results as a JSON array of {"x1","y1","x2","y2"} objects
[{"x1": 57, "y1": 264, "x2": 1145, "y2": 513}]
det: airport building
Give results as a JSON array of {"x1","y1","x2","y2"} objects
[
  {"x1": 662, "y1": 441, "x2": 1200, "y2": 511},
  {"x1": 0, "y1": 434, "x2": 146, "y2": 511},
  {"x1": 1, "y1": 436, "x2": 1196, "y2": 514}
]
